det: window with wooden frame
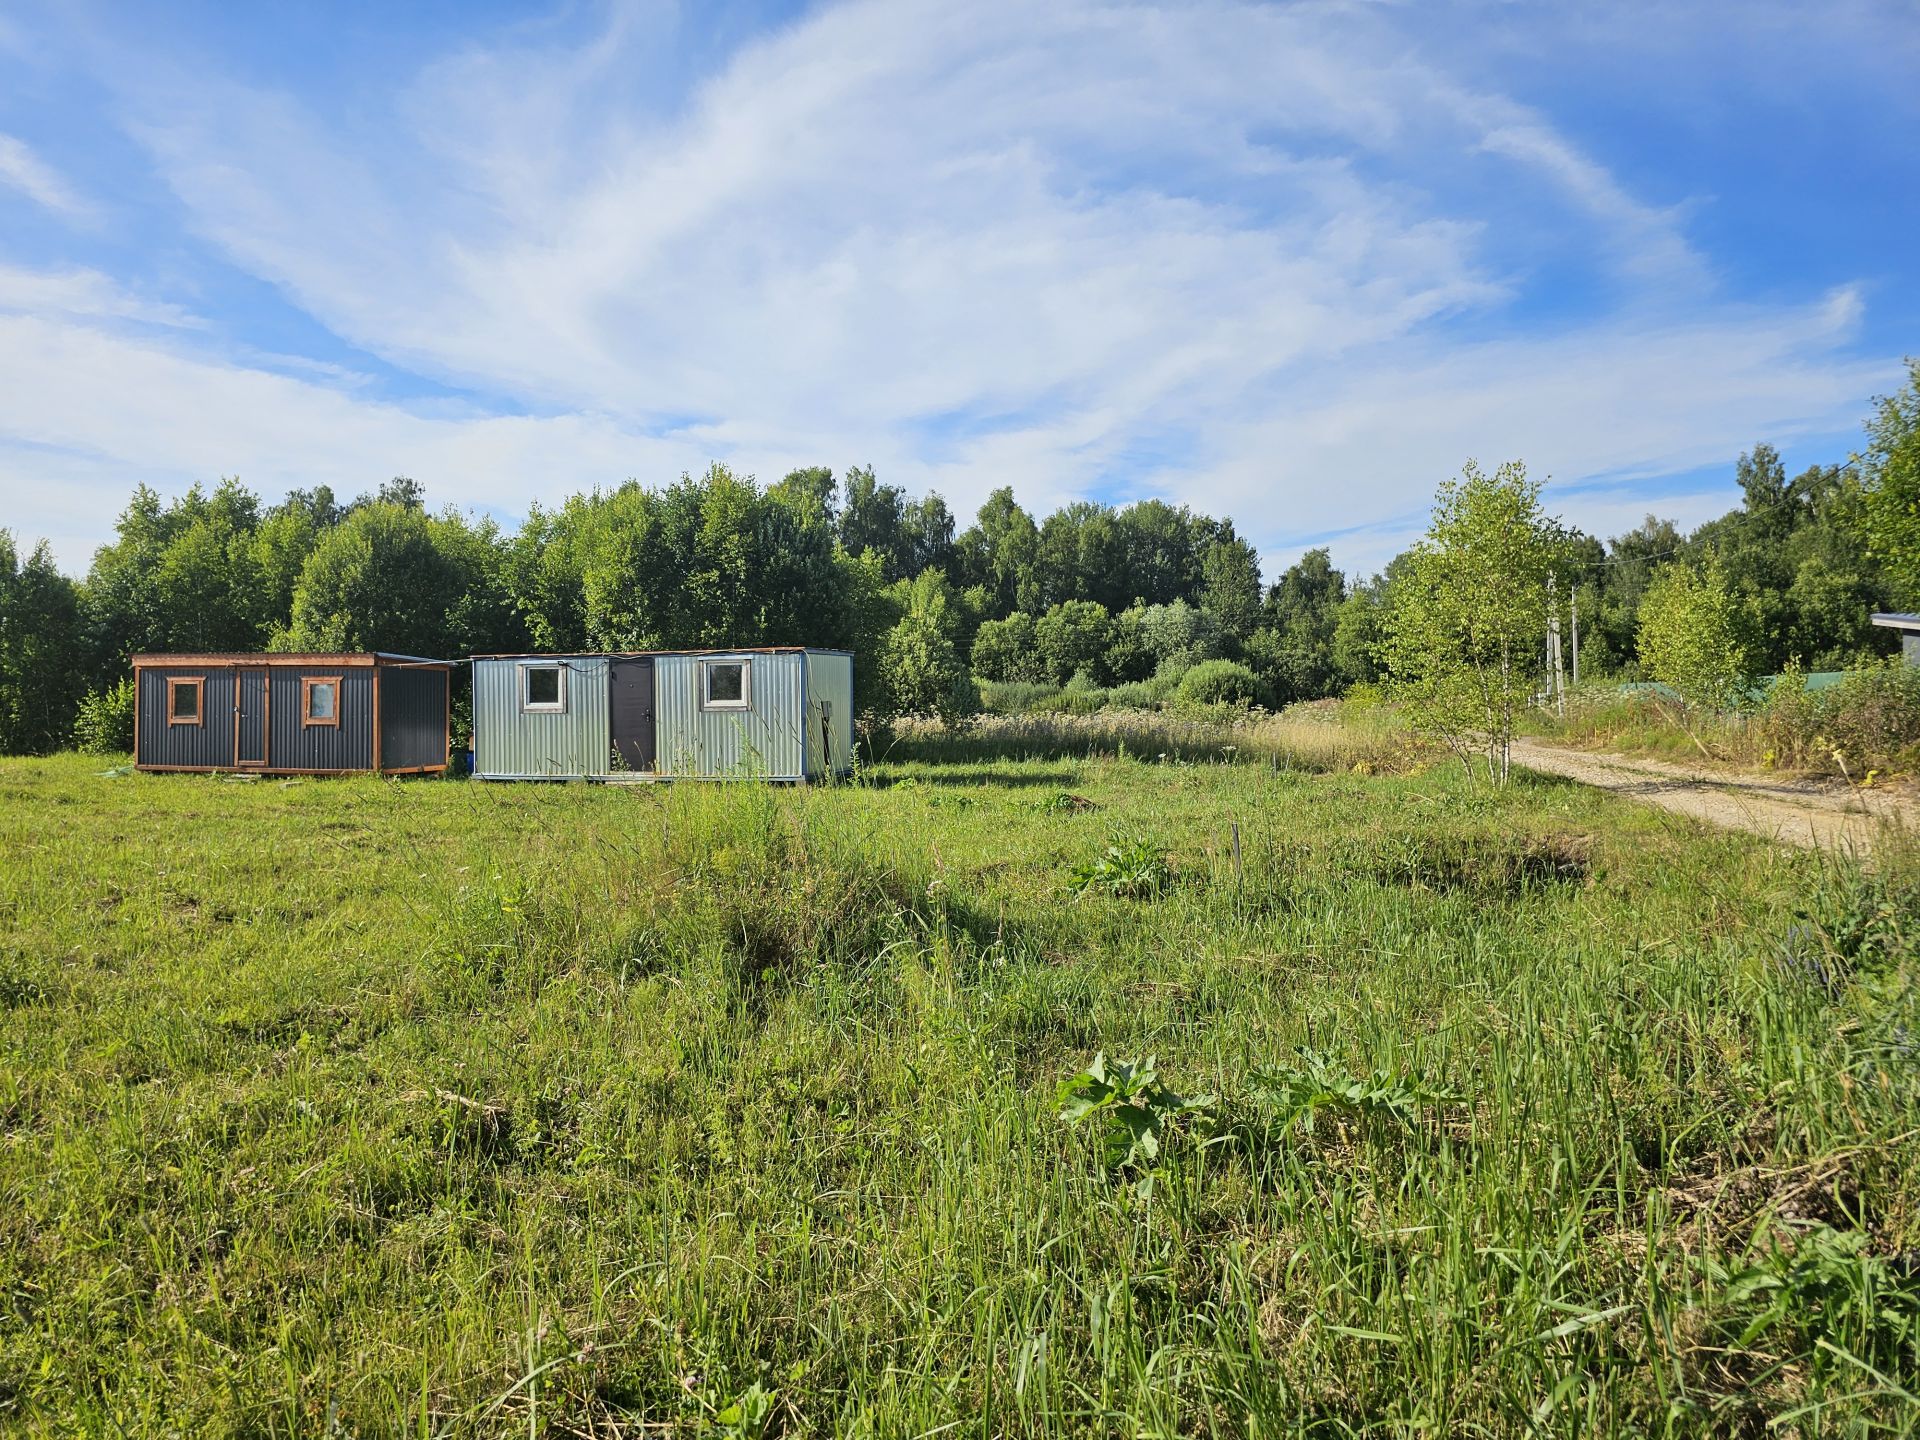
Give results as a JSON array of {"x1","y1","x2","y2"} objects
[
  {"x1": 166, "y1": 676, "x2": 204, "y2": 725},
  {"x1": 520, "y1": 663, "x2": 566, "y2": 713},
  {"x1": 700, "y1": 657, "x2": 750, "y2": 711},
  {"x1": 302, "y1": 676, "x2": 342, "y2": 727}
]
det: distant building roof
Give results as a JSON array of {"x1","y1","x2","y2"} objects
[{"x1": 1870, "y1": 613, "x2": 1920, "y2": 632}]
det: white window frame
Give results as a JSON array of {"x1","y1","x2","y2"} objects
[
  {"x1": 699, "y1": 657, "x2": 751, "y2": 711},
  {"x1": 519, "y1": 662, "x2": 568, "y2": 713}
]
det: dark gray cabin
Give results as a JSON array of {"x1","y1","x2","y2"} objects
[{"x1": 132, "y1": 652, "x2": 452, "y2": 775}]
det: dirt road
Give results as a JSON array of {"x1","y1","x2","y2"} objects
[{"x1": 1509, "y1": 739, "x2": 1913, "y2": 851}]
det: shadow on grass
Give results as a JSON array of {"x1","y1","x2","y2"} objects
[
  {"x1": 862, "y1": 764, "x2": 1084, "y2": 788},
  {"x1": 888, "y1": 734, "x2": 1255, "y2": 767},
  {"x1": 1508, "y1": 765, "x2": 1590, "y2": 792}
]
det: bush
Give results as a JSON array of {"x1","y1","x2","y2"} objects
[
  {"x1": 1821, "y1": 659, "x2": 1920, "y2": 773},
  {"x1": 971, "y1": 613, "x2": 1047, "y2": 684},
  {"x1": 73, "y1": 678, "x2": 135, "y2": 754},
  {"x1": 1757, "y1": 658, "x2": 1920, "y2": 775},
  {"x1": 1106, "y1": 681, "x2": 1160, "y2": 710},
  {"x1": 1035, "y1": 601, "x2": 1113, "y2": 684},
  {"x1": 1175, "y1": 659, "x2": 1257, "y2": 708}
]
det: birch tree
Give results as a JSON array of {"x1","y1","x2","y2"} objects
[
  {"x1": 1381, "y1": 461, "x2": 1560, "y2": 786},
  {"x1": 1636, "y1": 547, "x2": 1751, "y2": 754}
]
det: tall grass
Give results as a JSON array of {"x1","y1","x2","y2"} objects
[
  {"x1": 0, "y1": 750, "x2": 1915, "y2": 1435},
  {"x1": 889, "y1": 700, "x2": 1428, "y2": 775},
  {"x1": 1530, "y1": 660, "x2": 1920, "y2": 778}
]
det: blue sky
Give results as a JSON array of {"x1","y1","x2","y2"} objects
[{"x1": 2, "y1": 1, "x2": 1916, "y2": 581}]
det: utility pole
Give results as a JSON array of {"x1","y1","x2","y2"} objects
[
  {"x1": 1546, "y1": 574, "x2": 1567, "y2": 717},
  {"x1": 1570, "y1": 584, "x2": 1581, "y2": 689}
]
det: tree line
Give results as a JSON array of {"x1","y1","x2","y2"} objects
[{"x1": 1, "y1": 362, "x2": 1915, "y2": 756}]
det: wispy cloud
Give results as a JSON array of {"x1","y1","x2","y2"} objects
[
  {"x1": 0, "y1": 263, "x2": 200, "y2": 328},
  {"x1": 0, "y1": 132, "x2": 93, "y2": 221},
  {"x1": 0, "y1": 0, "x2": 1907, "y2": 574}
]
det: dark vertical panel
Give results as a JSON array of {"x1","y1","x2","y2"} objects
[
  {"x1": 235, "y1": 669, "x2": 267, "y2": 765},
  {"x1": 137, "y1": 667, "x2": 235, "y2": 768},
  {"x1": 377, "y1": 666, "x2": 450, "y2": 770},
  {"x1": 609, "y1": 657, "x2": 656, "y2": 772},
  {"x1": 268, "y1": 669, "x2": 374, "y2": 770}
]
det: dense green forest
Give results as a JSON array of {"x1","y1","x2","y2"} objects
[{"x1": 1, "y1": 365, "x2": 1916, "y2": 755}]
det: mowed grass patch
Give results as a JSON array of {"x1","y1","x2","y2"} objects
[{"x1": 0, "y1": 753, "x2": 1916, "y2": 1436}]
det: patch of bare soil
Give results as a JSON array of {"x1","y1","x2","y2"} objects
[{"x1": 1510, "y1": 740, "x2": 1915, "y2": 851}]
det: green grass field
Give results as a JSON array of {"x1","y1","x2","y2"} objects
[{"x1": 2, "y1": 741, "x2": 1917, "y2": 1437}]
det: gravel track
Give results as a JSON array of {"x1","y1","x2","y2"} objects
[{"x1": 1509, "y1": 739, "x2": 1914, "y2": 851}]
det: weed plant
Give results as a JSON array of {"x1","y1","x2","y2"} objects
[{"x1": 0, "y1": 749, "x2": 1916, "y2": 1435}]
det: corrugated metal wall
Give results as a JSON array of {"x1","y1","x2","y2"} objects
[
  {"x1": 137, "y1": 667, "x2": 235, "y2": 768},
  {"x1": 655, "y1": 651, "x2": 808, "y2": 779},
  {"x1": 268, "y1": 668, "x2": 375, "y2": 770},
  {"x1": 474, "y1": 657, "x2": 611, "y2": 778},
  {"x1": 802, "y1": 652, "x2": 855, "y2": 777},
  {"x1": 378, "y1": 666, "x2": 449, "y2": 770}
]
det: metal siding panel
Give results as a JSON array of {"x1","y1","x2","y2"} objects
[
  {"x1": 269, "y1": 668, "x2": 375, "y2": 770},
  {"x1": 137, "y1": 667, "x2": 235, "y2": 768},
  {"x1": 655, "y1": 652, "x2": 807, "y2": 779},
  {"x1": 378, "y1": 666, "x2": 449, "y2": 770},
  {"x1": 473, "y1": 657, "x2": 611, "y2": 778},
  {"x1": 802, "y1": 651, "x2": 856, "y2": 776}
]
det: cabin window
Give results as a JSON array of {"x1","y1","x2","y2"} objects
[
  {"x1": 167, "y1": 676, "x2": 204, "y2": 725},
  {"x1": 302, "y1": 676, "x2": 342, "y2": 727},
  {"x1": 700, "y1": 658, "x2": 750, "y2": 710},
  {"x1": 521, "y1": 663, "x2": 566, "y2": 712}
]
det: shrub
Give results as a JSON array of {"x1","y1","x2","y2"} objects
[
  {"x1": 971, "y1": 612, "x2": 1046, "y2": 684},
  {"x1": 73, "y1": 678, "x2": 135, "y2": 754},
  {"x1": 1757, "y1": 661, "x2": 1821, "y2": 767},
  {"x1": 1035, "y1": 601, "x2": 1113, "y2": 684},
  {"x1": 1754, "y1": 657, "x2": 1920, "y2": 775},
  {"x1": 1106, "y1": 681, "x2": 1162, "y2": 710},
  {"x1": 1821, "y1": 658, "x2": 1920, "y2": 772},
  {"x1": 1175, "y1": 659, "x2": 1257, "y2": 708}
]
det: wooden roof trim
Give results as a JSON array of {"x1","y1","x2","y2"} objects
[{"x1": 131, "y1": 652, "x2": 452, "y2": 668}]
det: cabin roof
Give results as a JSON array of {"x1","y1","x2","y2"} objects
[
  {"x1": 472, "y1": 647, "x2": 853, "y2": 660},
  {"x1": 131, "y1": 651, "x2": 451, "y2": 667}
]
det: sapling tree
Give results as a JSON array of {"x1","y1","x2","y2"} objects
[
  {"x1": 1380, "y1": 461, "x2": 1561, "y2": 786},
  {"x1": 1636, "y1": 547, "x2": 1751, "y2": 753}
]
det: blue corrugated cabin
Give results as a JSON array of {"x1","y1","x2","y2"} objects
[{"x1": 131, "y1": 652, "x2": 452, "y2": 775}]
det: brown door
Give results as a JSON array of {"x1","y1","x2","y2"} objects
[{"x1": 235, "y1": 668, "x2": 268, "y2": 768}]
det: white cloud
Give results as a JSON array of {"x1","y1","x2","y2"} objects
[
  {"x1": 0, "y1": 0, "x2": 1903, "y2": 579},
  {"x1": 0, "y1": 132, "x2": 92, "y2": 221},
  {"x1": 0, "y1": 262, "x2": 201, "y2": 328},
  {"x1": 0, "y1": 312, "x2": 687, "y2": 569}
]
